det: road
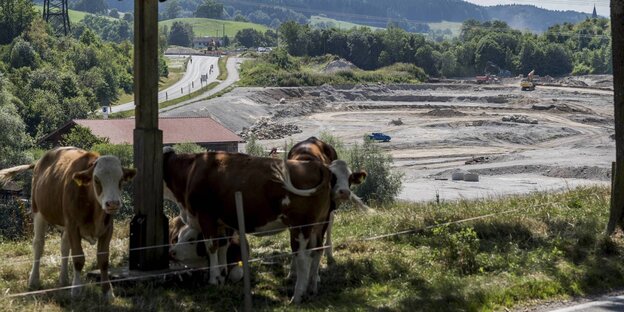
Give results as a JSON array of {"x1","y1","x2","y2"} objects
[
  {"x1": 113, "y1": 55, "x2": 220, "y2": 113},
  {"x1": 538, "y1": 295, "x2": 624, "y2": 312},
  {"x1": 160, "y1": 57, "x2": 243, "y2": 114}
]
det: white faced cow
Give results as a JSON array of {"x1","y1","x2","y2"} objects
[
  {"x1": 163, "y1": 149, "x2": 332, "y2": 303},
  {"x1": 287, "y1": 137, "x2": 370, "y2": 263},
  {"x1": 0, "y1": 147, "x2": 136, "y2": 300}
]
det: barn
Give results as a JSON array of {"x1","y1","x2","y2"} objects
[{"x1": 40, "y1": 117, "x2": 242, "y2": 152}]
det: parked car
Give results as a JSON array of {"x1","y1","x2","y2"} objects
[{"x1": 368, "y1": 132, "x2": 391, "y2": 142}]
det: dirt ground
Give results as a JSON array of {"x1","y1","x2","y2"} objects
[{"x1": 162, "y1": 75, "x2": 615, "y2": 202}]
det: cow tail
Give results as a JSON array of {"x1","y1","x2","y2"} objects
[
  {"x1": 0, "y1": 164, "x2": 35, "y2": 185},
  {"x1": 273, "y1": 159, "x2": 323, "y2": 197}
]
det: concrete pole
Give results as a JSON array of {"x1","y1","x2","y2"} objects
[{"x1": 129, "y1": 0, "x2": 169, "y2": 270}]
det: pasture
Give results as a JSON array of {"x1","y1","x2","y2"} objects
[
  {"x1": 158, "y1": 18, "x2": 268, "y2": 38},
  {"x1": 1, "y1": 186, "x2": 623, "y2": 311}
]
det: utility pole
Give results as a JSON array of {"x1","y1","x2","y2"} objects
[
  {"x1": 607, "y1": 0, "x2": 624, "y2": 234},
  {"x1": 129, "y1": 0, "x2": 169, "y2": 271}
]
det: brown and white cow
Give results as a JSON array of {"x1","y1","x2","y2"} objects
[
  {"x1": 163, "y1": 149, "x2": 332, "y2": 303},
  {"x1": 0, "y1": 147, "x2": 136, "y2": 300},
  {"x1": 168, "y1": 216, "x2": 244, "y2": 283},
  {"x1": 288, "y1": 137, "x2": 370, "y2": 263}
]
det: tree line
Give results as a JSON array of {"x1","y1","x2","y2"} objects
[{"x1": 277, "y1": 18, "x2": 612, "y2": 77}]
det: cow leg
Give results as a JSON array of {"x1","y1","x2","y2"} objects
[
  {"x1": 67, "y1": 225, "x2": 85, "y2": 297},
  {"x1": 287, "y1": 257, "x2": 297, "y2": 280},
  {"x1": 59, "y1": 229, "x2": 70, "y2": 286},
  {"x1": 308, "y1": 232, "x2": 324, "y2": 296},
  {"x1": 323, "y1": 211, "x2": 335, "y2": 265},
  {"x1": 28, "y1": 212, "x2": 47, "y2": 290},
  {"x1": 97, "y1": 225, "x2": 114, "y2": 302},
  {"x1": 217, "y1": 241, "x2": 229, "y2": 280},
  {"x1": 290, "y1": 231, "x2": 312, "y2": 304},
  {"x1": 198, "y1": 215, "x2": 224, "y2": 285}
]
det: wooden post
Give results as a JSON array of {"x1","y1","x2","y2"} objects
[
  {"x1": 608, "y1": 1, "x2": 624, "y2": 235},
  {"x1": 235, "y1": 192, "x2": 252, "y2": 312},
  {"x1": 129, "y1": 0, "x2": 169, "y2": 270}
]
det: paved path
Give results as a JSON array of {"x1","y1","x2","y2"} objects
[
  {"x1": 547, "y1": 295, "x2": 624, "y2": 312},
  {"x1": 113, "y1": 55, "x2": 220, "y2": 113}
]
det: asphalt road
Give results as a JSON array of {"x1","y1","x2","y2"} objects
[
  {"x1": 113, "y1": 55, "x2": 220, "y2": 113},
  {"x1": 547, "y1": 295, "x2": 624, "y2": 312}
]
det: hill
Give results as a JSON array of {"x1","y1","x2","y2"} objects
[{"x1": 159, "y1": 18, "x2": 268, "y2": 37}]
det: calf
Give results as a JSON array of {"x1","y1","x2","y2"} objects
[
  {"x1": 168, "y1": 216, "x2": 244, "y2": 283},
  {"x1": 288, "y1": 137, "x2": 369, "y2": 263},
  {"x1": 163, "y1": 149, "x2": 332, "y2": 303},
  {"x1": 0, "y1": 147, "x2": 136, "y2": 300}
]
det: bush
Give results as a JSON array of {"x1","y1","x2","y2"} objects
[
  {"x1": 245, "y1": 135, "x2": 265, "y2": 157},
  {"x1": 172, "y1": 142, "x2": 205, "y2": 153},
  {"x1": 347, "y1": 137, "x2": 403, "y2": 205},
  {"x1": 0, "y1": 198, "x2": 31, "y2": 240},
  {"x1": 61, "y1": 125, "x2": 109, "y2": 150},
  {"x1": 431, "y1": 225, "x2": 480, "y2": 275},
  {"x1": 92, "y1": 143, "x2": 133, "y2": 167}
]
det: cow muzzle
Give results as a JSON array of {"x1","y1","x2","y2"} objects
[
  {"x1": 104, "y1": 200, "x2": 121, "y2": 214},
  {"x1": 335, "y1": 189, "x2": 351, "y2": 201}
]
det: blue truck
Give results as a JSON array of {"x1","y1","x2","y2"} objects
[{"x1": 368, "y1": 132, "x2": 391, "y2": 142}]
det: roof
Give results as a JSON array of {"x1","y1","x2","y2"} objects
[{"x1": 70, "y1": 117, "x2": 242, "y2": 145}]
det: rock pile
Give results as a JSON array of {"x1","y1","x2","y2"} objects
[
  {"x1": 388, "y1": 118, "x2": 404, "y2": 126},
  {"x1": 239, "y1": 117, "x2": 302, "y2": 140},
  {"x1": 502, "y1": 115, "x2": 538, "y2": 124}
]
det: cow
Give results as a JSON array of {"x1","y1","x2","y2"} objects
[
  {"x1": 168, "y1": 216, "x2": 244, "y2": 283},
  {"x1": 0, "y1": 147, "x2": 136, "y2": 300},
  {"x1": 287, "y1": 137, "x2": 370, "y2": 263},
  {"x1": 162, "y1": 148, "x2": 332, "y2": 303}
]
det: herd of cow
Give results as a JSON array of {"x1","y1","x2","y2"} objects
[{"x1": 0, "y1": 137, "x2": 371, "y2": 304}]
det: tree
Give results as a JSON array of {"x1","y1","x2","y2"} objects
[
  {"x1": 168, "y1": 21, "x2": 194, "y2": 47},
  {"x1": 0, "y1": 75, "x2": 32, "y2": 168},
  {"x1": 10, "y1": 39, "x2": 38, "y2": 69},
  {"x1": 165, "y1": 0, "x2": 181, "y2": 20},
  {"x1": 235, "y1": 28, "x2": 265, "y2": 48},
  {"x1": 72, "y1": 0, "x2": 107, "y2": 14},
  {"x1": 195, "y1": 0, "x2": 223, "y2": 19},
  {"x1": 122, "y1": 13, "x2": 134, "y2": 23},
  {"x1": 61, "y1": 125, "x2": 109, "y2": 150},
  {"x1": 0, "y1": 0, "x2": 36, "y2": 45},
  {"x1": 109, "y1": 8, "x2": 119, "y2": 19}
]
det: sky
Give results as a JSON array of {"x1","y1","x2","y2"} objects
[{"x1": 463, "y1": 0, "x2": 610, "y2": 17}]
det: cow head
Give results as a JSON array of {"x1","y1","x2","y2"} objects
[
  {"x1": 72, "y1": 155, "x2": 136, "y2": 214},
  {"x1": 328, "y1": 160, "x2": 367, "y2": 203}
]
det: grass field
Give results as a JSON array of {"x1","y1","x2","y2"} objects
[
  {"x1": 159, "y1": 18, "x2": 268, "y2": 38},
  {"x1": 2, "y1": 186, "x2": 624, "y2": 311},
  {"x1": 428, "y1": 20, "x2": 463, "y2": 36},
  {"x1": 33, "y1": 5, "x2": 115, "y2": 24},
  {"x1": 309, "y1": 15, "x2": 383, "y2": 31}
]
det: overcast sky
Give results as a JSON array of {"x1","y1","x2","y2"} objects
[{"x1": 463, "y1": 0, "x2": 610, "y2": 17}]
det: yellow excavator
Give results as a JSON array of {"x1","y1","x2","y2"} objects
[{"x1": 520, "y1": 69, "x2": 536, "y2": 91}]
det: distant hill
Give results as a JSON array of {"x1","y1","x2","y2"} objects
[
  {"x1": 104, "y1": 0, "x2": 595, "y2": 33},
  {"x1": 159, "y1": 18, "x2": 268, "y2": 37}
]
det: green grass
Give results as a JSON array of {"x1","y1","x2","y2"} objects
[
  {"x1": 159, "y1": 18, "x2": 268, "y2": 38},
  {"x1": 33, "y1": 5, "x2": 116, "y2": 23},
  {"x1": 217, "y1": 56, "x2": 228, "y2": 81},
  {"x1": 310, "y1": 15, "x2": 382, "y2": 31},
  {"x1": 2, "y1": 186, "x2": 624, "y2": 311}
]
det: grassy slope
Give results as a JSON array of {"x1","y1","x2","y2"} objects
[
  {"x1": 310, "y1": 15, "x2": 382, "y2": 30},
  {"x1": 2, "y1": 186, "x2": 624, "y2": 311},
  {"x1": 33, "y1": 5, "x2": 115, "y2": 23},
  {"x1": 428, "y1": 20, "x2": 463, "y2": 36},
  {"x1": 159, "y1": 18, "x2": 268, "y2": 37}
]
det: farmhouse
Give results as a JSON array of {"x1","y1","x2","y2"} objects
[
  {"x1": 40, "y1": 117, "x2": 242, "y2": 152},
  {"x1": 192, "y1": 37, "x2": 223, "y2": 49}
]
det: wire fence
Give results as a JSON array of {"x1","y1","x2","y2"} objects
[{"x1": 2, "y1": 199, "x2": 562, "y2": 299}]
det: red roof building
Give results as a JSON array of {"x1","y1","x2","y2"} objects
[{"x1": 40, "y1": 117, "x2": 242, "y2": 152}]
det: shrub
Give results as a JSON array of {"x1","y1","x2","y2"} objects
[
  {"x1": 92, "y1": 143, "x2": 133, "y2": 166},
  {"x1": 61, "y1": 125, "x2": 109, "y2": 150},
  {"x1": 0, "y1": 198, "x2": 32, "y2": 240},
  {"x1": 245, "y1": 135, "x2": 265, "y2": 157},
  {"x1": 173, "y1": 142, "x2": 204, "y2": 153},
  {"x1": 347, "y1": 137, "x2": 403, "y2": 205}
]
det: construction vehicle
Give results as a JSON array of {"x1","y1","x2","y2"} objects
[{"x1": 520, "y1": 69, "x2": 536, "y2": 91}]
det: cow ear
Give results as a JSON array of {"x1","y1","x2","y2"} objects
[
  {"x1": 349, "y1": 171, "x2": 367, "y2": 185},
  {"x1": 122, "y1": 168, "x2": 137, "y2": 182},
  {"x1": 72, "y1": 170, "x2": 92, "y2": 187}
]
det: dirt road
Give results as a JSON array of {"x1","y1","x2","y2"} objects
[{"x1": 163, "y1": 80, "x2": 615, "y2": 202}]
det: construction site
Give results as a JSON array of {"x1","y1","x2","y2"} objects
[{"x1": 162, "y1": 75, "x2": 615, "y2": 202}]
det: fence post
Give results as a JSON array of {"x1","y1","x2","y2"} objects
[{"x1": 235, "y1": 191, "x2": 252, "y2": 312}]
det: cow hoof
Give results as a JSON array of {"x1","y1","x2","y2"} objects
[
  {"x1": 71, "y1": 287, "x2": 81, "y2": 297},
  {"x1": 103, "y1": 290, "x2": 115, "y2": 303},
  {"x1": 28, "y1": 274, "x2": 40, "y2": 290},
  {"x1": 289, "y1": 295, "x2": 303, "y2": 305}
]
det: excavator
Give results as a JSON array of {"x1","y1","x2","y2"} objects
[{"x1": 520, "y1": 69, "x2": 536, "y2": 91}]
